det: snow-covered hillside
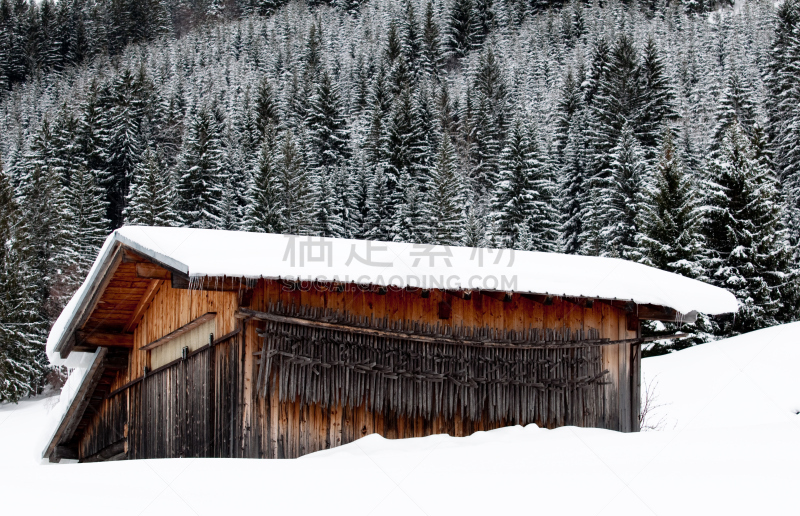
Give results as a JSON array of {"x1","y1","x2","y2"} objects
[{"x1": 1, "y1": 324, "x2": 798, "y2": 515}]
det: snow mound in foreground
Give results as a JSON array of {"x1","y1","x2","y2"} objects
[
  {"x1": 1, "y1": 324, "x2": 798, "y2": 515},
  {"x1": 642, "y1": 321, "x2": 800, "y2": 430}
]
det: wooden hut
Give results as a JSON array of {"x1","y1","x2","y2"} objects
[{"x1": 42, "y1": 227, "x2": 737, "y2": 462}]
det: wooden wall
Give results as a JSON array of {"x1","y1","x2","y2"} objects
[
  {"x1": 241, "y1": 280, "x2": 641, "y2": 459},
  {"x1": 75, "y1": 277, "x2": 641, "y2": 461}
]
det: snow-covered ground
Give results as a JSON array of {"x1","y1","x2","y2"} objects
[{"x1": 2, "y1": 324, "x2": 798, "y2": 515}]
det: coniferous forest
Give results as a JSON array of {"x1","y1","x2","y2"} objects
[{"x1": 2, "y1": 0, "x2": 800, "y2": 400}]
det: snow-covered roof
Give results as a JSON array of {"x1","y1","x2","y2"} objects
[{"x1": 47, "y1": 226, "x2": 738, "y2": 363}]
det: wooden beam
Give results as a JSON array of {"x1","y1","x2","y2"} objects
[
  {"x1": 43, "y1": 348, "x2": 107, "y2": 461},
  {"x1": 50, "y1": 445, "x2": 79, "y2": 462},
  {"x1": 482, "y1": 290, "x2": 511, "y2": 302},
  {"x1": 124, "y1": 280, "x2": 163, "y2": 332},
  {"x1": 135, "y1": 263, "x2": 171, "y2": 280},
  {"x1": 239, "y1": 308, "x2": 685, "y2": 350},
  {"x1": 637, "y1": 304, "x2": 684, "y2": 321},
  {"x1": 638, "y1": 304, "x2": 700, "y2": 323},
  {"x1": 445, "y1": 289, "x2": 472, "y2": 300},
  {"x1": 521, "y1": 293, "x2": 553, "y2": 305},
  {"x1": 80, "y1": 439, "x2": 126, "y2": 463},
  {"x1": 140, "y1": 312, "x2": 217, "y2": 351},
  {"x1": 75, "y1": 331, "x2": 133, "y2": 348},
  {"x1": 121, "y1": 249, "x2": 148, "y2": 263}
]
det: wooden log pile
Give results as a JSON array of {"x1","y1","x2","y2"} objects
[{"x1": 253, "y1": 303, "x2": 609, "y2": 425}]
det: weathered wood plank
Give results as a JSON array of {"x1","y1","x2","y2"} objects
[
  {"x1": 75, "y1": 331, "x2": 133, "y2": 348},
  {"x1": 136, "y1": 263, "x2": 172, "y2": 280},
  {"x1": 140, "y1": 312, "x2": 217, "y2": 351},
  {"x1": 125, "y1": 280, "x2": 164, "y2": 332}
]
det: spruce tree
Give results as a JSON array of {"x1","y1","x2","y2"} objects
[
  {"x1": 0, "y1": 156, "x2": 48, "y2": 403},
  {"x1": 638, "y1": 36, "x2": 677, "y2": 161},
  {"x1": 305, "y1": 70, "x2": 350, "y2": 175},
  {"x1": 124, "y1": 147, "x2": 177, "y2": 227},
  {"x1": 589, "y1": 33, "x2": 641, "y2": 180},
  {"x1": 600, "y1": 125, "x2": 645, "y2": 260},
  {"x1": 18, "y1": 132, "x2": 76, "y2": 320},
  {"x1": 427, "y1": 134, "x2": 464, "y2": 245},
  {"x1": 312, "y1": 171, "x2": 344, "y2": 238},
  {"x1": 401, "y1": 0, "x2": 421, "y2": 73},
  {"x1": 703, "y1": 122, "x2": 796, "y2": 334},
  {"x1": 247, "y1": 135, "x2": 283, "y2": 234},
  {"x1": 711, "y1": 72, "x2": 758, "y2": 152},
  {"x1": 349, "y1": 159, "x2": 373, "y2": 240},
  {"x1": 560, "y1": 109, "x2": 590, "y2": 255},
  {"x1": 394, "y1": 168, "x2": 427, "y2": 243},
  {"x1": 276, "y1": 132, "x2": 314, "y2": 235},
  {"x1": 175, "y1": 107, "x2": 225, "y2": 229},
  {"x1": 421, "y1": 0, "x2": 443, "y2": 77},
  {"x1": 103, "y1": 69, "x2": 145, "y2": 228},
  {"x1": 638, "y1": 128, "x2": 704, "y2": 278},
  {"x1": 470, "y1": 46, "x2": 508, "y2": 195},
  {"x1": 366, "y1": 166, "x2": 394, "y2": 241},
  {"x1": 255, "y1": 77, "x2": 280, "y2": 142},
  {"x1": 493, "y1": 119, "x2": 536, "y2": 248},
  {"x1": 66, "y1": 164, "x2": 110, "y2": 275},
  {"x1": 447, "y1": 0, "x2": 474, "y2": 61}
]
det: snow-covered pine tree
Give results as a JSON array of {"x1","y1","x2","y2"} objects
[
  {"x1": 401, "y1": 0, "x2": 422, "y2": 74},
  {"x1": 276, "y1": 132, "x2": 314, "y2": 235},
  {"x1": 176, "y1": 106, "x2": 225, "y2": 229},
  {"x1": 387, "y1": 86, "x2": 422, "y2": 197},
  {"x1": 589, "y1": 33, "x2": 641, "y2": 180},
  {"x1": 463, "y1": 204, "x2": 489, "y2": 248},
  {"x1": 447, "y1": 0, "x2": 475, "y2": 61},
  {"x1": 527, "y1": 137, "x2": 560, "y2": 253},
  {"x1": 124, "y1": 146, "x2": 177, "y2": 227},
  {"x1": 18, "y1": 124, "x2": 77, "y2": 320},
  {"x1": 365, "y1": 166, "x2": 394, "y2": 241},
  {"x1": 394, "y1": 168, "x2": 427, "y2": 243},
  {"x1": 703, "y1": 122, "x2": 796, "y2": 334},
  {"x1": 710, "y1": 71, "x2": 758, "y2": 152},
  {"x1": 560, "y1": 108, "x2": 590, "y2": 255},
  {"x1": 470, "y1": 0, "x2": 494, "y2": 51},
  {"x1": 103, "y1": 69, "x2": 146, "y2": 228},
  {"x1": 638, "y1": 36, "x2": 677, "y2": 162},
  {"x1": 247, "y1": 134, "x2": 283, "y2": 233},
  {"x1": 427, "y1": 134, "x2": 464, "y2": 245},
  {"x1": 0, "y1": 155, "x2": 48, "y2": 403},
  {"x1": 638, "y1": 128, "x2": 704, "y2": 278},
  {"x1": 349, "y1": 158, "x2": 373, "y2": 240},
  {"x1": 305, "y1": 70, "x2": 350, "y2": 175},
  {"x1": 765, "y1": 0, "x2": 800, "y2": 184},
  {"x1": 470, "y1": 46, "x2": 508, "y2": 195},
  {"x1": 554, "y1": 67, "x2": 582, "y2": 156},
  {"x1": 365, "y1": 63, "x2": 392, "y2": 170},
  {"x1": 312, "y1": 170, "x2": 344, "y2": 238},
  {"x1": 421, "y1": 0, "x2": 443, "y2": 77},
  {"x1": 600, "y1": 124, "x2": 645, "y2": 260},
  {"x1": 493, "y1": 119, "x2": 536, "y2": 248},
  {"x1": 66, "y1": 163, "x2": 110, "y2": 275},
  {"x1": 255, "y1": 77, "x2": 280, "y2": 142},
  {"x1": 78, "y1": 82, "x2": 112, "y2": 214}
]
